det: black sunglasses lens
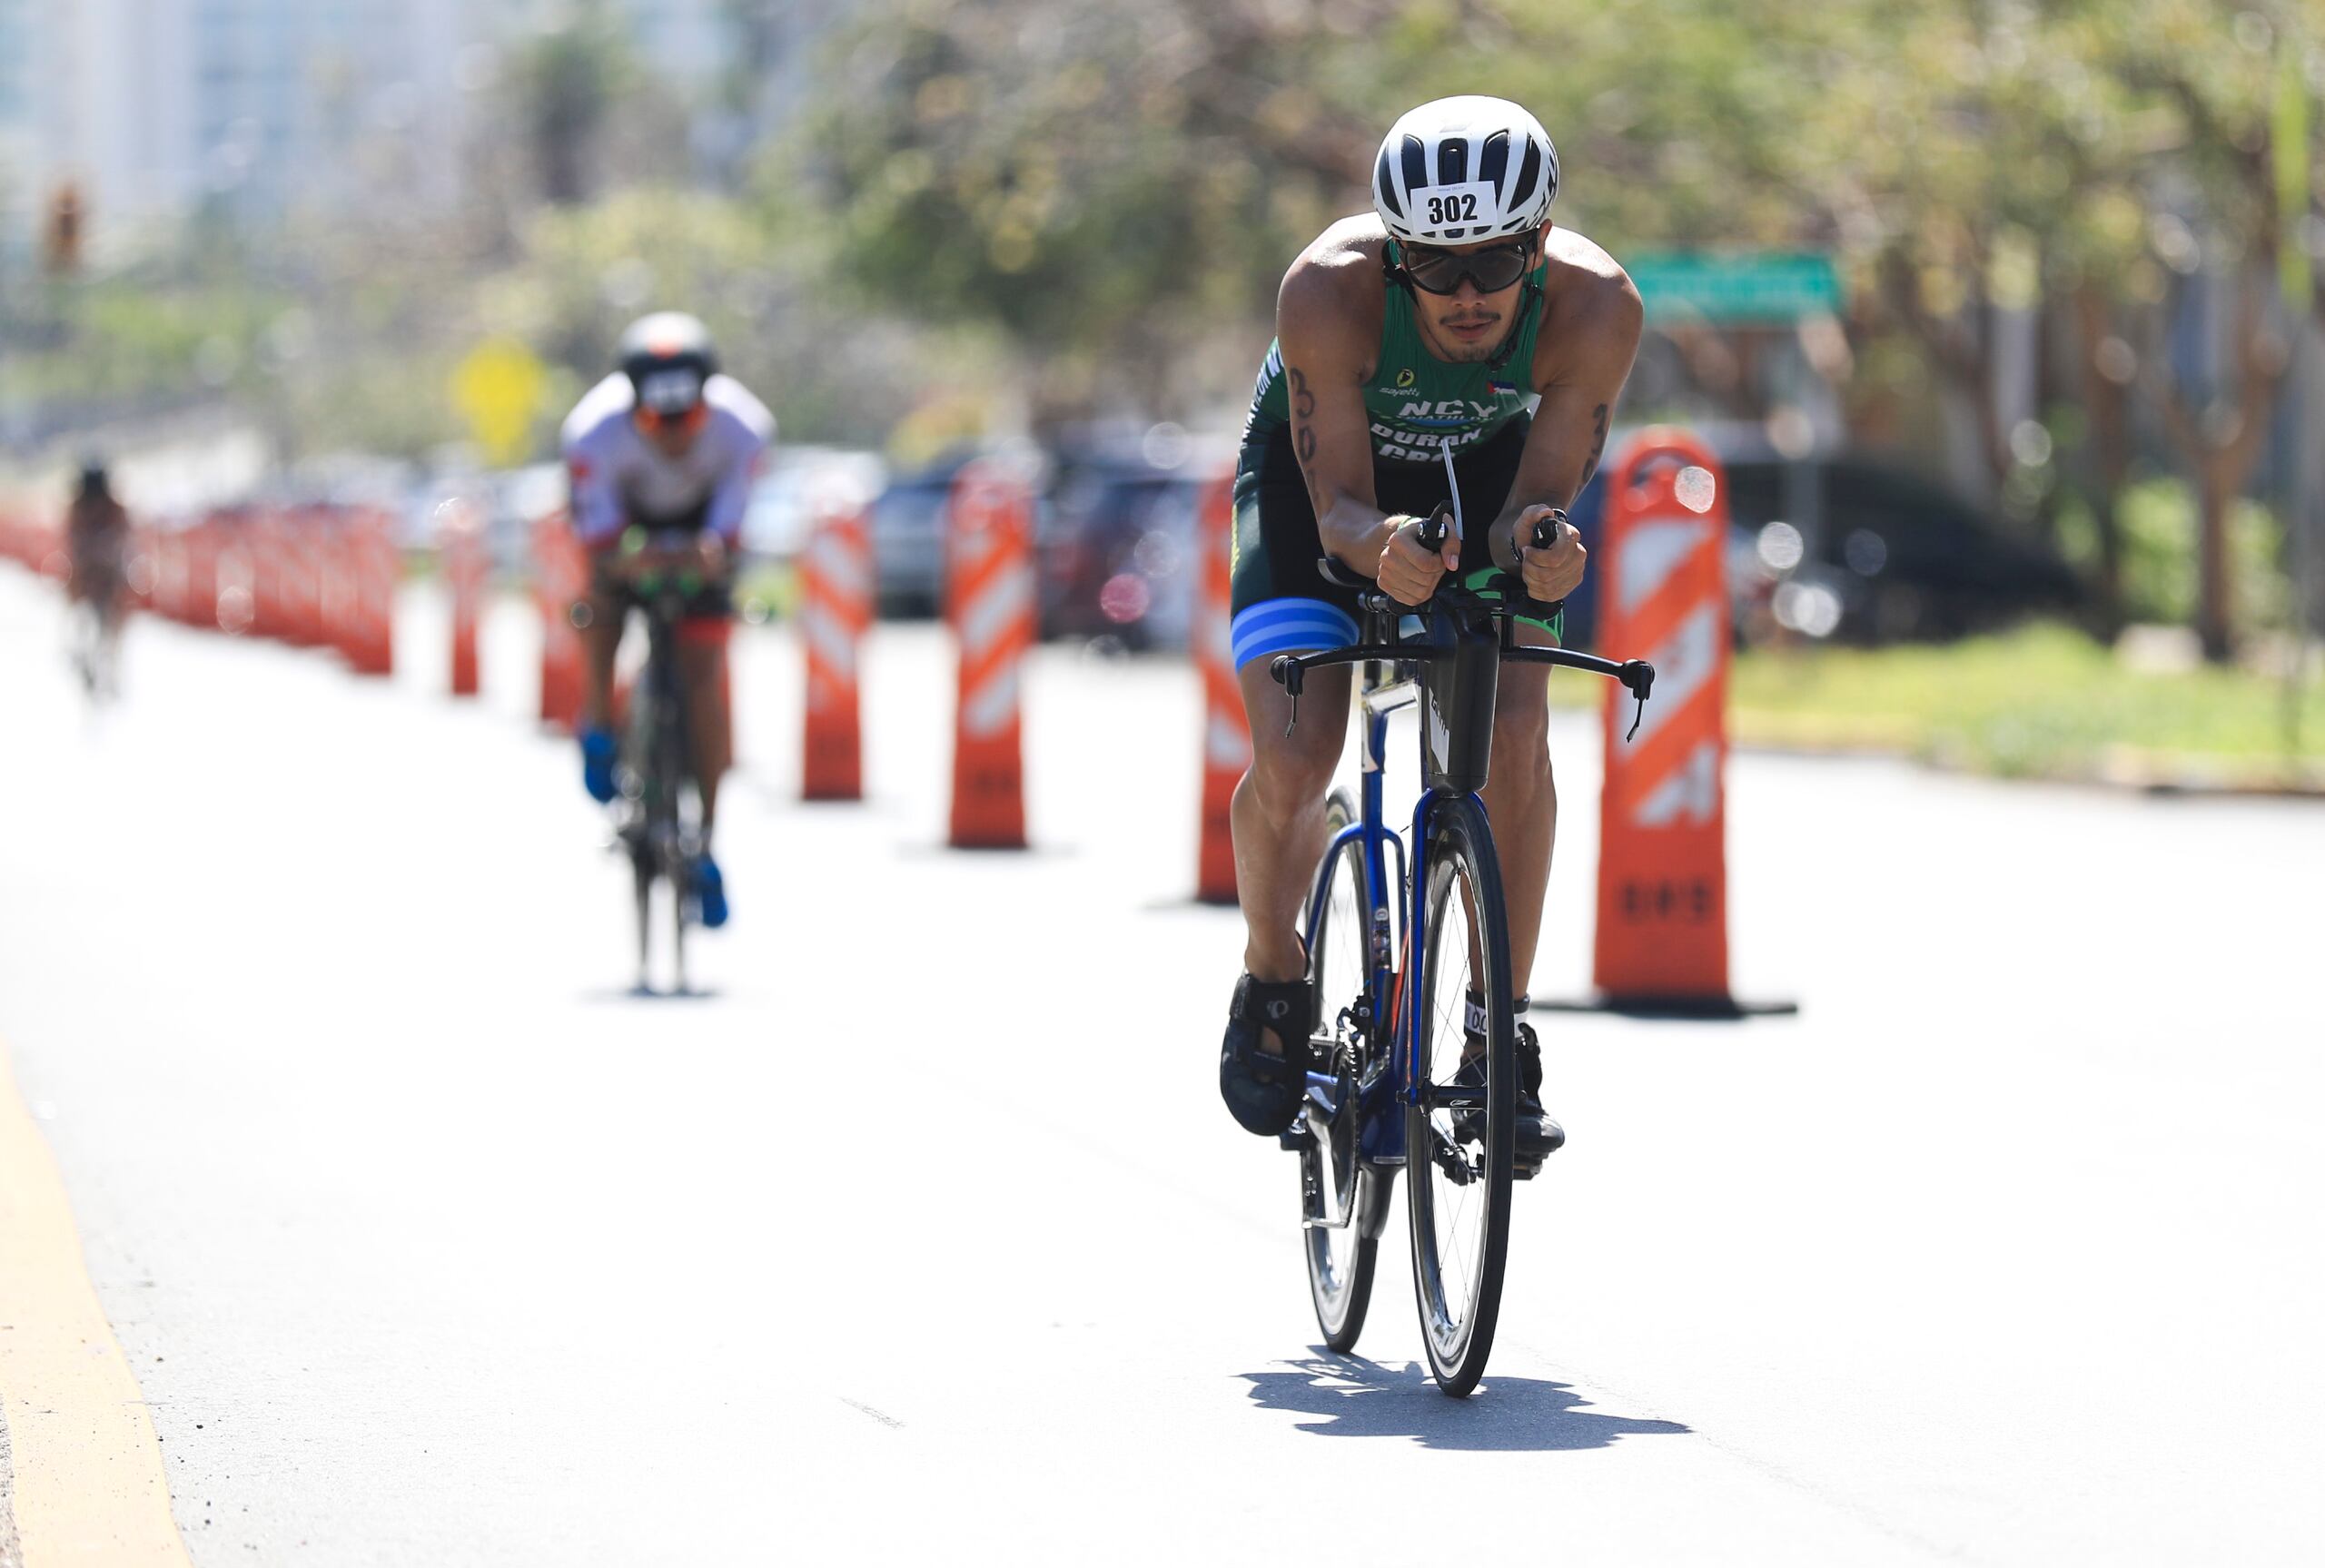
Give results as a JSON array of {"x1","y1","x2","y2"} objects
[{"x1": 1405, "y1": 244, "x2": 1529, "y2": 294}]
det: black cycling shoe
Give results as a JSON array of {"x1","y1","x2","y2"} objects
[
  {"x1": 1512, "y1": 1019, "x2": 1565, "y2": 1175},
  {"x1": 1220, "y1": 973, "x2": 1315, "y2": 1138},
  {"x1": 1463, "y1": 1000, "x2": 1565, "y2": 1177}
]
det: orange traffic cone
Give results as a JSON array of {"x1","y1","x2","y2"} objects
[{"x1": 945, "y1": 460, "x2": 1034, "y2": 849}]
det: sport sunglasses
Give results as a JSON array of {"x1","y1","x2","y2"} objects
[
  {"x1": 1399, "y1": 236, "x2": 1535, "y2": 295},
  {"x1": 633, "y1": 401, "x2": 708, "y2": 435}
]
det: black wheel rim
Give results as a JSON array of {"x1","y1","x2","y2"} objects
[{"x1": 1406, "y1": 804, "x2": 1513, "y2": 1393}]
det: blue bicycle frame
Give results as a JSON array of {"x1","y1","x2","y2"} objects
[{"x1": 1298, "y1": 659, "x2": 1450, "y2": 1171}]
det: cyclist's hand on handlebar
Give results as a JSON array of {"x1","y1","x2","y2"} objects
[
  {"x1": 1516, "y1": 505, "x2": 1587, "y2": 603},
  {"x1": 688, "y1": 532, "x2": 727, "y2": 577},
  {"x1": 1377, "y1": 513, "x2": 1460, "y2": 605}
]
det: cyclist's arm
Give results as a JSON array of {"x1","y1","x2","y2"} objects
[
  {"x1": 699, "y1": 403, "x2": 773, "y2": 552},
  {"x1": 1278, "y1": 251, "x2": 1459, "y2": 598},
  {"x1": 564, "y1": 447, "x2": 627, "y2": 553},
  {"x1": 1485, "y1": 251, "x2": 1642, "y2": 577}
]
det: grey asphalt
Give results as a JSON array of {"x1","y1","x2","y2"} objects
[{"x1": 2, "y1": 567, "x2": 2320, "y2": 1565}]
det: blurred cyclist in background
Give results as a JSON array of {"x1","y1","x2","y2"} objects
[
  {"x1": 66, "y1": 456, "x2": 131, "y2": 696},
  {"x1": 560, "y1": 312, "x2": 774, "y2": 929}
]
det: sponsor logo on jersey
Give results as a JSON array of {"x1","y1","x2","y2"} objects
[
  {"x1": 1394, "y1": 368, "x2": 1416, "y2": 390},
  {"x1": 1394, "y1": 399, "x2": 1499, "y2": 428}
]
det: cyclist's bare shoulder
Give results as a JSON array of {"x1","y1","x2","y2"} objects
[
  {"x1": 1278, "y1": 215, "x2": 1389, "y2": 377},
  {"x1": 1531, "y1": 227, "x2": 1644, "y2": 387}
]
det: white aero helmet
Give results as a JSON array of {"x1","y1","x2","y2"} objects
[{"x1": 1371, "y1": 95, "x2": 1559, "y2": 246}]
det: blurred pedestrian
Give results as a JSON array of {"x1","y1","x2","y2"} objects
[{"x1": 65, "y1": 456, "x2": 130, "y2": 696}]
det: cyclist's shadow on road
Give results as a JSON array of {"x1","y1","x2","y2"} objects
[{"x1": 1242, "y1": 1354, "x2": 1690, "y2": 1452}]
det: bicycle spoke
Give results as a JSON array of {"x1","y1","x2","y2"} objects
[{"x1": 1301, "y1": 794, "x2": 1381, "y2": 1354}]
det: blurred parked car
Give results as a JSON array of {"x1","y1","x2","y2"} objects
[
  {"x1": 1559, "y1": 430, "x2": 2083, "y2": 651},
  {"x1": 1041, "y1": 442, "x2": 1226, "y2": 651},
  {"x1": 868, "y1": 453, "x2": 974, "y2": 618},
  {"x1": 741, "y1": 446, "x2": 885, "y2": 565},
  {"x1": 866, "y1": 427, "x2": 1227, "y2": 639}
]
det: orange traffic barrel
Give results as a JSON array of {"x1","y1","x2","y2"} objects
[
  {"x1": 533, "y1": 511, "x2": 587, "y2": 731},
  {"x1": 798, "y1": 490, "x2": 873, "y2": 801},
  {"x1": 441, "y1": 501, "x2": 488, "y2": 697},
  {"x1": 1591, "y1": 427, "x2": 1734, "y2": 1005},
  {"x1": 945, "y1": 459, "x2": 1034, "y2": 849},
  {"x1": 1192, "y1": 474, "x2": 1245, "y2": 903}
]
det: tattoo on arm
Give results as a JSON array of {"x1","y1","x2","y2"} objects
[
  {"x1": 1289, "y1": 366, "x2": 1318, "y2": 463},
  {"x1": 1579, "y1": 403, "x2": 1609, "y2": 490}
]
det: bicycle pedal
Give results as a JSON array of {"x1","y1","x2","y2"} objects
[{"x1": 1513, "y1": 1119, "x2": 1566, "y2": 1178}]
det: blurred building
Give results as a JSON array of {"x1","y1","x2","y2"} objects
[
  {"x1": 0, "y1": 0, "x2": 838, "y2": 261},
  {"x1": 0, "y1": 0, "x2": 481, "y2": 261}
]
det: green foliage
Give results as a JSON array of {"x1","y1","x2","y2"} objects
[
  {"x1": 1728, "y1": 622, "x2": 2325, "y2": 779},
  {"x1": 786, "y1": 1, "x2": 1385, "y2": 402},
  {"x1": 2055, "y1": 478, "x2": 2290, "y2": 629},
  {"x1": 10, "y1": 277, "x2": 285, "y2": 406}
]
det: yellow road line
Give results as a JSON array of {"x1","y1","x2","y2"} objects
[{"x1": 0, "y1": 1038, "x2": 192, "y2": 1567}]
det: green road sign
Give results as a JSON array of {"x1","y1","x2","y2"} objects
[{"x1": 1625, "y1": 251, "x2": 1845, "y2": 325}]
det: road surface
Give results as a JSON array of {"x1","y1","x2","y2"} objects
[{"x1": 1, "y1": 567, "x2": 2319, "y2": 1564}]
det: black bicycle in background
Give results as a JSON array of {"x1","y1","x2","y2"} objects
[{"x1": 607, "y1": 566, "x2": 705, "y2": 994}]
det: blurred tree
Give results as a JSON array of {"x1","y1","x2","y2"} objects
[
  {"x1": 509, "y1": 4, "x2": 643, "y2": 206},
  {"x1": 785, "y1": 0, "x2": 1422, "y2": 420},
  {"x1": 2107, "y1": 4, "x2": 2312, "y2": 661},
  {"x1": 496, "y1": 186, "x2": 995, "y2": 451}
]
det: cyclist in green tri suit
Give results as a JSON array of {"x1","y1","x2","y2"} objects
[{"x1": 1218, "y1": 96, "x2": 1643, "y2": 1163}]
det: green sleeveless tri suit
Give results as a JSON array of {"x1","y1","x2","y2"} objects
[{"x1": 1229, "y1": 247, "x2": 1558, "y2": 667}]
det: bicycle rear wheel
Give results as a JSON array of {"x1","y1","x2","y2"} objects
[
  {"x1": 628, "y1": 838, "x2": 654, "y2": 988},
  {"x1": 1405, "y1": 793, "x2": 1515, "y2": 1396},
  {"x1": 1301, "y1": 789, "x2": 1382, "y2": 1352},
  {"x1": 668, "y1": 853, "x2": 690, "y2": 993}
]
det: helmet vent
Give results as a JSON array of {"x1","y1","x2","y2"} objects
[
  {"x1": 1400, "y1": 135, "x2": 1430, "y2": 197},
  {"x1": 1376, "y1": 147, "x2": 1405, "y2": 218},
  {"x1": 1479, "y1": 130, "x2": 1511, "y2": 201},
  {"x1": 1514, "y1": 141, "x2": 1544, "y2": 213}
]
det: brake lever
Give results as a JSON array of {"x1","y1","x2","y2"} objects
[
  {"x1": 1619, "y1": 659, "x2": 1655, "y2": 743},
  {"x1": 1271, "y1": 655, "x2": 1304, "y2": 735}
]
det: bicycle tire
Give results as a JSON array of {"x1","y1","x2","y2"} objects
[
  {"x1": 629, "y1": 839, "x2": 654, "y2": 987},
  {"x1": 668, "y1": 848, "x2": 690, "y2": 994},
  {"x1": 1404, "y1": 793, "x2": 1516, "y2": 1396},
  {"x1": 1301, "y1": 788, "x2": 1381, "y2": 1352}
]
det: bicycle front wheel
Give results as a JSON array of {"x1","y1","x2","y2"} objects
[
  {"x1": 1301, "y1": 789, "x2": 1381, "y2": 1352},
  {"x1": 1405, "y1": 793, "x2": 1516, "y2": 1396}
]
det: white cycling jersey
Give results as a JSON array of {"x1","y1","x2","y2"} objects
[{"x1": 559, "y1": 371, "x2": 775, "y2": 547}]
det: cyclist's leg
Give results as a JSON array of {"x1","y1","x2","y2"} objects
[
  {"x1": 1481, "y1": 634, "x2": 1556, "y2": 998},
  {"x1": 1232, "y1": 650, "x2": 1352, "y2": 988},
  {"x1": 579, "y1": 577, "x2": 626, "y2": 733},
  {"x1": 675, "y1": 620, "x2": 729, "y2": 834},
  {"x1": 575, "y1": 567, "x2": 629, "y2": 802},
  {"x1": 1443, "y1": 417, "x2": 1561, "y2": 1000},
  {"x1": 1219, "y1": 429, "x2": 1368, "y2": 1133},
  {"x1": 1226, "y1": 424, "x2": 1366, "y2": 997}
]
